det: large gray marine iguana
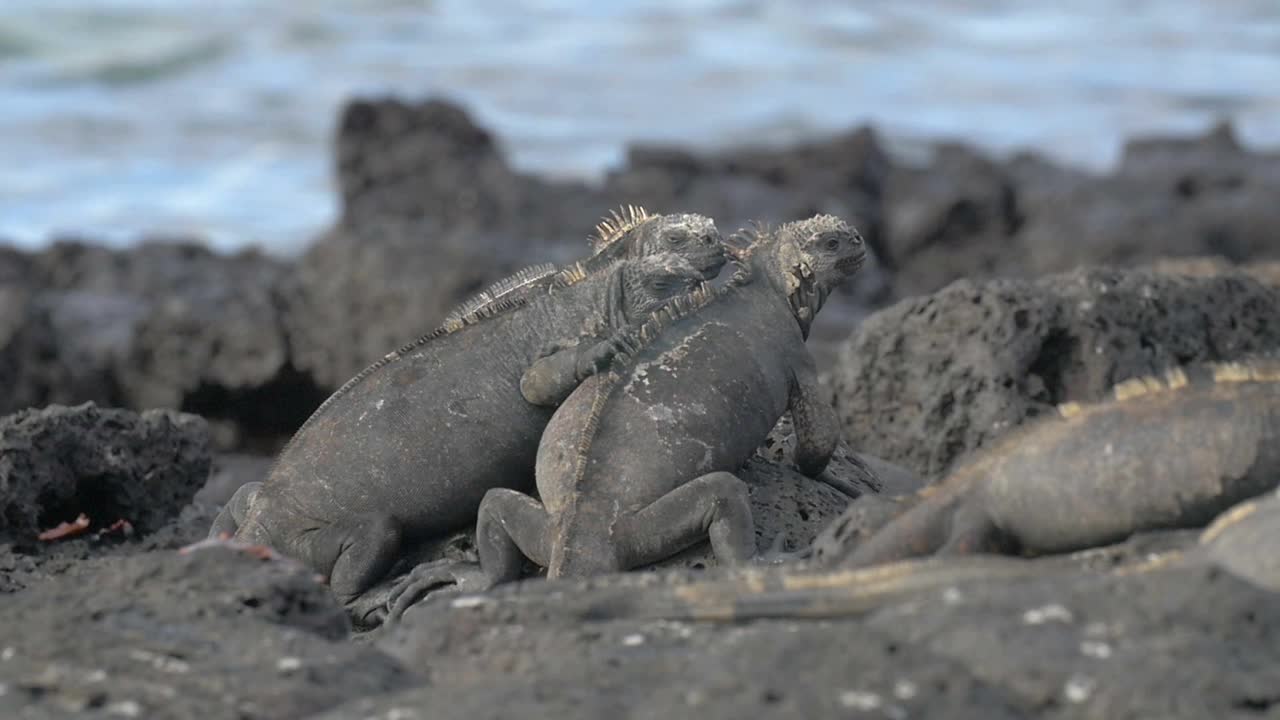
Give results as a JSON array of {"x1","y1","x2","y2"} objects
[
  {"x1": 386, "y1": 215, "x2": 867, "y2": 615},
  {"x1": 217, "y1": 209, "x2": 728, "y2": 614},
  {"x1": 823, "y1": 359, "x2": 1280, "y2": 569}
]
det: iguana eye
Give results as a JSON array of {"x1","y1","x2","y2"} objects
[
  {"x1": 665, "y1": 232, "x2": 687, "y2": 245},
  {"x1": 825, "y1": 237, "x2": 840, "y2": 251}
]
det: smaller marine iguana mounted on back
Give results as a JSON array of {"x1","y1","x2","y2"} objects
[
  {"x1": 825, "y1": 359, "x2": 1280, "y2": 569},
  {"x1": 387, "y1": 215, "x2": 866, "y2": 615},
  {"x1": 216, "y1": 208, "x2": 728, "y2": 622}
]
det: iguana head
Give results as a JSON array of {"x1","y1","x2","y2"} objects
[
  {"x1": 591, "y1": 206, "x2": 727, "y2": 281},
  {"x1": 620, "y1": 251, "x2": 713, "y2": 319},
  {"x1": 742, "y1": 214, "x2": 865, "y2": 338}
]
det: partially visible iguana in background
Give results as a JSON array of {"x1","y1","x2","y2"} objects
[
  {"x1": 217, "y1": 209, "x2": 728, "y2": 621},
  {"x1": 385, "y1": 215, "x2": 867, "y2": 616},
  {"x1": 819, "y1": 359, "x2": 1280, "y2": 569}
]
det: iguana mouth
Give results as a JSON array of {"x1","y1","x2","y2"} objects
[
  {"x1": 700, "y1": 254, "x2": 729, "y2": 279},
  {"x1": 836, "y1": 253, "x2": 866, "y2": 274}
]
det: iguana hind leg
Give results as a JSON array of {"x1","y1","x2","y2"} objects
[
  {"x1": 293, "y1": 512, "x2": 405, "y2": 605},
  {"x1": 476, "y1": 488, "x2": 553, "y2": 578},
  {"x1": 207, "y1": 481, "x2": 261, "y2": 538},
  {"x1": 619, "y1": 471, "x2": 758, "y2": 569},
  {"x1": 383, "y1": 488, "x2": 552, "y2": 624}
]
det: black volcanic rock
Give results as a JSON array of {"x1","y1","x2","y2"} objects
[{"x1": 829, "y1": 266, "x2": 1280, "y2": 477}]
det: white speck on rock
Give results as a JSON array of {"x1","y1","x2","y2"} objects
[
  {"x1": 107, "y1": 700, "x2": 142, "y2": 717},
  {"x1": 385, "y1": 709, "x2": 421, "y2": 720},
  {"x1": 127, "y1": 649, "x2": 190, "y2": 674},
  {"x1": 622, "y1": 633, "x2": 645, "y2": 646},
  {"x1": 942, "y1": 587, "x2": 963, "y2": 605},
  {"x1": 838, "y1": 690, "x2": 882, "y2": 710},
  {"x1": 277, "y1": 657, "x2": 302, "y2": 672},
  {"x1": 1064, "y1": 674, "x2": 1096, "y2": 703},
  {"x1": 1, "y1": 647, "x2": 13, "y2": 661},
  {"x1": 1080, "y1": 640, "x2": 1113, "y2": 659},
  {"x1": 85, "y1": 669, "x2": 108, "y2": 683},
  {"x1": 450, "y1": 595, "x2": 491, "y2": 609},
  {"x1": 893, "y1": 679, "x2": 918, "y2": 700},
  {"x1": 375, "y1": 399, "x2": 386, "y2": 410},
  {"x1": 1022, "y1": 603, "x2": 1073, "y2": 624}
]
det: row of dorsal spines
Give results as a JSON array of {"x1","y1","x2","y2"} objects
[
  {"x1": 590, "y1": 205, "x2": 655, "y2": 254},
  {"x1": 1056, "y1": 357, "x2": 1280, "y2": 419},
  {"x1": 440, "y1": 263, "x2": 558, "y2": 329}
]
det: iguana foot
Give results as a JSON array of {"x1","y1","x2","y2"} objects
[
  {"x1": 384, "y1": 560, "x2": 492, "y2": 625},
  {"x1": 753, "y1": 532, "x2": 809, "y2": 565}
]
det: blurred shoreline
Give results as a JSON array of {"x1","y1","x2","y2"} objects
[{"x1": 2, "y1": 0, "x2": 1278, "y2": 254}]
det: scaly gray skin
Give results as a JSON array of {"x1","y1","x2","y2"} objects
[
  {"x1": 383, "y1": 215, "x2": 867, "y2": 617},
  {"x1": 220, "y1": 211, "x2": 727, "y2": 620},
  {"x1": 833, "y1": 360, "x2": 1280, "y2": 569}
]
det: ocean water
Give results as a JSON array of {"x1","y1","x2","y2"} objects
[{"x1": 1, "y1": 0, "x2": 1278, "y2": 255}]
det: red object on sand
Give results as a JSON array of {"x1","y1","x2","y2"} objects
[{"x1": 37, "y1": 513, "x2": 91, "y2": 541}]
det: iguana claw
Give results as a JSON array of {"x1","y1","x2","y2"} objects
[
  {"x1": 754, "y1": 532, "x2": 809, "y2": 565},
  {"x1": 384, "y1": 560, "x2": 491, "y2": 625}
]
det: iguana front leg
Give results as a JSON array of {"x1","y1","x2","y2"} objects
[
  {"x1": 788, "y1": 360, "x2": 840, "y2": 478},
  {"x1": 520, "y1": 333, "x2": 638, "y2": 407}
]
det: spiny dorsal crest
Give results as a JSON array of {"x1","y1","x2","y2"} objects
[
  {"x1": 1055, "y1": 358, "x2": 1280, "y2": 419},
  {"x1": 608, "y1": 269, "x2": 750, "y2": 369},
  {"x1": 590, "y1": 204, "x2": 654, "y2": 254},
  {"x1": 549, "y1": 260, "x2": 590, "y2": 289},
  {"x1": 442, "y1": 263, "x2": 557, "y2": 328}
]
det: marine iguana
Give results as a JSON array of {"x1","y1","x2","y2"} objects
[
  {"x1": 219, "y1": 210, "x2": 728, "y2": 615},
  {"x1": 829, "y1": 359, "x2": 1280, "y2": 569},
  {"x1": 384, "y1": 215, "x2": 867, "y2": 616}
]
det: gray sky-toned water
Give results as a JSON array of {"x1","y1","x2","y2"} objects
[{"x1": 1, "y1": 0, "x2": 1277, "y2": 255}]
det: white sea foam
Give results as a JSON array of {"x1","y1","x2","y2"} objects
[{"x1": 0, "y1": 0, "x2": 1277, "y2": 254}]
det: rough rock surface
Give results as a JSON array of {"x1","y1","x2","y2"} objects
[
  {"x1": 0, "y1": 241, "x2": 320, "y2": 449},
  {"x1": 353, "y1": 537, "x2": 1280, "y2": 720},
  {"x1": 880, "y1": 122, "x2": 1280, "y2": 297},
  {"x1": 830, "y1": 266, "x2": 1280, "y2": 477},
  {"x1": 0, "y1": 403, "x2": 211, "y2": 541},
  {"x1": 0, "y1": 546, "x2": 414, "y2": 719}
]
